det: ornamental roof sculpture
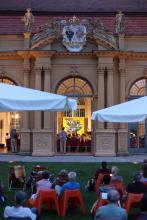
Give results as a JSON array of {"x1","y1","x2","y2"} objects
[
  {"x1": 31, "y1": 16, "x2": 117, "y2": 50},
  {"x1": 115, "y1": 10, "x2": 126, "y2": 34},
  {"x1": 23, "y1": 8, "x2": 34, "y2": 33}
]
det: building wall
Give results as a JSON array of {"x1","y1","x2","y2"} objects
[{"x1": 0, "y1": 16, "x2": 147, "y2": 156}]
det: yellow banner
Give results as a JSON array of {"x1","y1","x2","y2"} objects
[{"x1": 63, "y1": 117, "x2": 84, "y2": 135}]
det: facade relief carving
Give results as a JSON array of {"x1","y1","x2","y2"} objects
[{"x1": 31, "y1": 16, "x2": 117, "y2": 50}]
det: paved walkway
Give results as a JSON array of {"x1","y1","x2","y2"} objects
[{"x1": 0, "y1": 153, "x2": 147, "y2": 163}]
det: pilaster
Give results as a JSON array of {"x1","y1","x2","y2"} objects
[
  {"x1": 118, "y1": 34, "x2": 125, "y2": 50},
  {"x1": 20, "y1": 58, "x2": 31, "y2": 154},
  {"x1": 44, "y1": 68, "x2": 51, "y2": 130},
  {"x1": 117, "y1": 58, "x2": 128, "y2": 155},
  {"x1": 97, "y1": 65, "x2": 105, "y2": 129},
  {"x1": 32, "y1": 56, "x2": 54, "y2": 156},
  {"x1": 34, "y1": 67, "x2": 42, "y2": 129},
  {"x1": 107, "y1": 64, "x2": 114, "y2": 129},
  {"x1": 23, "y1": 32, "x2": 31, "y2": 49}
]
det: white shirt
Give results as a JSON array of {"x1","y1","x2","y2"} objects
[{"x1": 4, "y1": 206, "x2": 36, "y2": 220}]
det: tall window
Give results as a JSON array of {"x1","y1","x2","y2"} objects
[
  {"x1": 0, "y1": 77, "x2": 21, "y2": 145},
  {"x1": 56, "y1": 76, "x2": 93, "y2": 153},
  {"x1": 128, "y1": 78, "x2": 147, "y2": 151}
]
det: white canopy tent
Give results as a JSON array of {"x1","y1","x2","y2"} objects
[
  {"x1": 0, "y1": 83, "x2": 77, "y2": 112},
  {"x1": 92, "y1": 96, "x2": 147, "y2": 122}
]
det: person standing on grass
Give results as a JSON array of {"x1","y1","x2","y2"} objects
[{"x1": 60, "y1": 127, "x2": 67, "y2": 153}]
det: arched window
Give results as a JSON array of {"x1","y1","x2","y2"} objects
[
  {"x1": 128, "y1": 78, "x2": 147, "y2": 153},
  {"x1": 0, "y1": 77, "x2": 16, "y2": 85},
  {"x1": 56, "y1": 76, "x2": 93, "y2": 97},
  {"x1": 129, "y1": 78, "x2": 147, "y2": 97},
  {"x1": 56, "y1": 76, "x2": 93, "y2": 153}
]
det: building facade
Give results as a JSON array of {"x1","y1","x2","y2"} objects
[{"x1": 0, "y1": 0, "x2": 147, "y2": 156}]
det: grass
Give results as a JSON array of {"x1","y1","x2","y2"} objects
[{"x1": 0, "y1": 162, "x2": 142, "y2": 219}]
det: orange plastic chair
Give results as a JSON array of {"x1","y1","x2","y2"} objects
[
  {"x1": 110, "y1": 182, "x2": 125, "y2": 198},
  {"x1": 124, "y1": 193, "x2": 144, "y2": 212},
  {"x1": 95, "y1": 174, "x2": 110, "y2": 193},
  {"x1": 142, "y1": 181, "x2": 147, "y2": 187},
  {"x1": 92, "y1": 194, "x2": 109, "y2": 215},
  {"x1": 28, "y1": 189, "x2": 60, "y2": 216},
  {"x1": 59, "y1": 189, "x2": 86, "y2": 217}
]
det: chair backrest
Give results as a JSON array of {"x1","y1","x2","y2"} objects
[
  {"x1": 6, "y1": 217, "x2": 31, "y2": 220},
  {"x1": 95, "y1": 173, "x2": 110, "y2": 193},
  {"x1": 110, "y1": 182, "x2": 125, "y2": 196},
  {"x1": 124, "y1": 193, "x2": 144, "y2": 212}
]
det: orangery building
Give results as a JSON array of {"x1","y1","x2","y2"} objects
[{"x1": 0, "y1": 0, "x2": 147, "y2": 156}]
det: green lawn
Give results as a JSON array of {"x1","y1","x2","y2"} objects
[{"x1": 0, "y1": 162, "x2": 142, "y2": 219}]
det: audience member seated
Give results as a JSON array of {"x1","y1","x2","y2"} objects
[
  {"x1": 99, "y1": 175, "x2": 114, "y2": 195},
  {"x1": 31, "y1": 170, "x2": 52, "y2": 200},
  {"x1": 91, "y1": 175, "x2": 114, "y2": 214},
  {"x1": 135, "y1": 194, "x2": 147, "y2": 220},
  {"x1": 111, "y1": 166, "x2": 123, "y2": 183},
  {"x1": 95, "y1": 161, "x2": 111, "y2": 180},
  {"x1": 126, "y1": 173, "x2": 147, "y2": 194},
  {"x1": 4, "y1": 191, "x2": 37, "y2": 220},
  {"x1": 52, "y1": 169, "x2": 68, "y2": 188},
  {"x1": 140, "y1": 164, "x2": 147, "y2": 183},
  {"x1": 94, "y1": 190, "x2": 127, "y2": 220},
  {"x1": 55, "y1": 171, "x2": 80, "y2": 197},
  {"x1": 0, "y1": 179, "x2": 6, "y2": 205},
  {"x1": 85, "y1": 161, "x2": 111, "y2": 192}
]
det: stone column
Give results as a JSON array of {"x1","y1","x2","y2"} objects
[
  {"x1": 97, "y1": 66, "x2": 105, "y2": 129},
  {"x1": 20, "y1": 58, "x2": 31, "y2": 155},
  {"x1": 23, "y1": 32, "x2": 31, "y2": 49},
  {"x1": 32, "y1": 56, "x2": 54, "y2": 156},
  {"x1": 117, "y1": 59, "x2": 129, "y2": 155},
  {"x1": 94, "y1": 58, "x2": 116, "y2": 156},
  {"x1": 34, "y1": 68, "x2": 41, "y2": 129},
  {"x1": 107, "y1": 65, "x2": 114, "y2": 129}
]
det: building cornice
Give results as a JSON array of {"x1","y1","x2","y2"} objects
[
  {"x1": 0, "y1": 50, "x2": 147, "y2": 60},
  {"x1": 93, "y1": 50, "x2": 147, "y2": 59}
]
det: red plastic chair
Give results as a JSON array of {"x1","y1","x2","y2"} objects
[
  {"x1": 124, "y1": 193, "x2": 144, "y2": 212},
  {"x1": 95, "y1": 174, "x2": 110, "y2": 193},
  {"x1": 28, "y1": 189, "x2": 60, "y2": 216},
  {"x1": 59, "y1": 189, "x2": 86, "y2": 217}
]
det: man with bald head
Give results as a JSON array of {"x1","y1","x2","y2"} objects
[{"x1": 94, "y1": 190, "x2": 127, "y2": 220}]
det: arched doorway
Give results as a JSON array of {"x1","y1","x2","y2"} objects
[
  {"x1": 0, "y1": 78, "x2": 21, "y2": 153},
  {"x1": 128, "y1": 78, "x2": 147, "y2": 153},
  {"x1": 56, "y1": 76, "x2": 94, "y2": 154}
]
